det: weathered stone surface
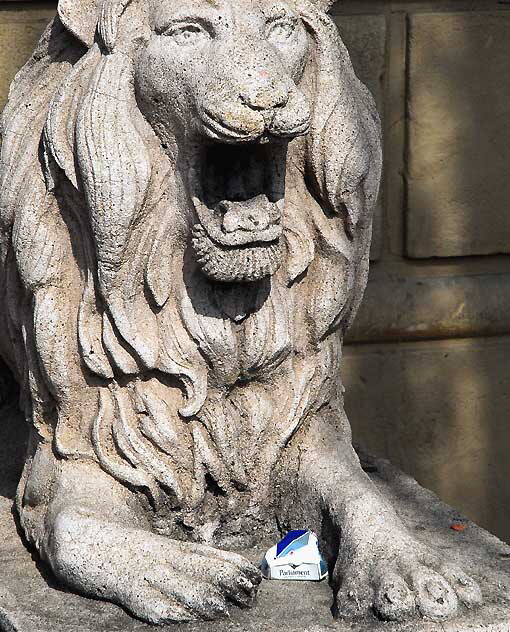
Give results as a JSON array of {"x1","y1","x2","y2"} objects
[
  {"x1": 347, "y1": 272, "x2": 510, "y2": 343},
  {"x1": 333, "y1": 14, "x2": 386, "y2": 261},
  {"x1": 332, "y1": 14, "x2": 385, "y2": 113},
  {"x1": 406, "y1": 13, "x2": 510, "y2": 258},
  {"x1": 1, "y1": 0, "x2": 508, "y2": 628},
  {"x1": 1, "y1": 406, "x2": 510, "y2": 632},
  {"x1": 344, "y1": 335, "x2": 510, "y2": 545}
]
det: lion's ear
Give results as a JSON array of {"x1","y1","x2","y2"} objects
[{"x1": 58, "y1": 0, "x2": 132, "y2": 50}]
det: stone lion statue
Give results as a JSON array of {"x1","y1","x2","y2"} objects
[{"x1": 0, "y1": 0, "x2": 482, "y2": 625}]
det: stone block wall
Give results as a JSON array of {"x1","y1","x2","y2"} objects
[
  {"x1": 332, "y1": 0, "x2": 510, "y2": 544},
  {"x1": 0, "y1": 1, "x2": 509, "y2": 542}
]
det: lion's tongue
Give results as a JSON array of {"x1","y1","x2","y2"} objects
[{"x1": 220, "y1": 195, "x2": 276, "y2": 234}]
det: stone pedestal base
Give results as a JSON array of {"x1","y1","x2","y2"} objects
[{"x1": 0, "y1": 407, "x2": 509, "y2": 631}]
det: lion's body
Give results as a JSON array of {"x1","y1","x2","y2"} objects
[
  {"x1": 0, "y1": 6, "x2": 378, "y2": 539},
  {"x1": 0, "y1": 1, "x2": 480, "y2": 625}
]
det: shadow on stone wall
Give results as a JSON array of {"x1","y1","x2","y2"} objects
[
  {"x1": 404, "y1": 15, "x2": 510, "y2": 543},
  {"x1": 344, "y1": 336, "x2": 510, "y2": 545},
  {"x1": 406, "y1": 13, "x2": 510, "y2": 258},
  {"x1": 343, "y1": 10, "x2": 510, "y2": 547}
]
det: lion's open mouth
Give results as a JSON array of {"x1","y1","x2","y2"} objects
[{"x1": 190, "y1": 141, "x2": 286, "y2": 283}]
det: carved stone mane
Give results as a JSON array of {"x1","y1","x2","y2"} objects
[
  {"x1": 0, "y1": 0, "x2": 381, "y2": 519},
  {"x1": 0, "y1": 1, "x2": 487, "y2": 626}
]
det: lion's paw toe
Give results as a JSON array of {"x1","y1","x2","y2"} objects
[
  {"x1": 407, "y1": 565, "x2": 459, "y2": 620},
  {"x1": 335, "y1": 555, "x2": 482, "y2": 624},
  {"x1": 373, "y1": 570, "x2": 416, "y2": 621}
]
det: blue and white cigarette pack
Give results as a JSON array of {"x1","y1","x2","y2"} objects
[{"x1": 261, "y1": 530, "x2": 328, "y2": 581}]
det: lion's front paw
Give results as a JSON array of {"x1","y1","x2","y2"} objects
[
  {"x1": 46, "y1": 508, "x2": 261, "y2": 624},
  {"x1": 333, "y1": 538, "x2": 482, "y2": 623},
  {"x1": 109, "y1": 545, "x2": 260, "y2": 624},
  {"x1": 110, "y1": 548, "x2": 260, "y2": 625}
]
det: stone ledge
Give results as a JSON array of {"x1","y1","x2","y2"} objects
[
  {"x1": 0, "y1": 407, "x2": 510, "y2": 632},
  {"x1": 348, "y1": 273, "x2": 510, "y2": 343}
]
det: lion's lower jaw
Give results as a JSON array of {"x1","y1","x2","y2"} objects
[{"x1": 192, "y1": 224, "x2": 282, "y2": 283}]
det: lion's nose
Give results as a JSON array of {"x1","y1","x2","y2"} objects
[{"x1": 239, "y1": 80, "x2": 289, "y2": 111}]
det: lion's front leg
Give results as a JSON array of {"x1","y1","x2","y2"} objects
[
  {"x1": 40, "y1": 462, "x2": 260, "y2": 624},
  {"x1": 299, "y1": 407, "x2": 482, "y2": 623}
]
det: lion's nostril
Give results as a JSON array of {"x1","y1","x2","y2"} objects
[{"x1": 239, "y1": 87, "x2": 289, "y2": 112}]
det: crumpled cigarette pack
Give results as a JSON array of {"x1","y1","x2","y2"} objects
[{"x1": 261, "y1": 530, "x2": 328, "y2": 581}]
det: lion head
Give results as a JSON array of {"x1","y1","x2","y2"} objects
[
  {"x1": 135, "y1": 0, "x2": 313, "y2": 283},
  {"x1": 0, "y1": 0, "x2": 381, "y2": 517}
]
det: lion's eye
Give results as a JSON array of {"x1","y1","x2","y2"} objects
[
  {"x1": 266, "y1": 18, "x2": 296, "y2": 44},
  {"x1": 163, "y1": 23, "x2": 210, "y2": 47}
]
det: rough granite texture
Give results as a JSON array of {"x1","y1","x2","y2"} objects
[
  {"x1": 1, "y1": 404, "x2": 510, "y2": 632},
  {"x1": 0, "y1": 0, "x2": 509, "y2": 628}
]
